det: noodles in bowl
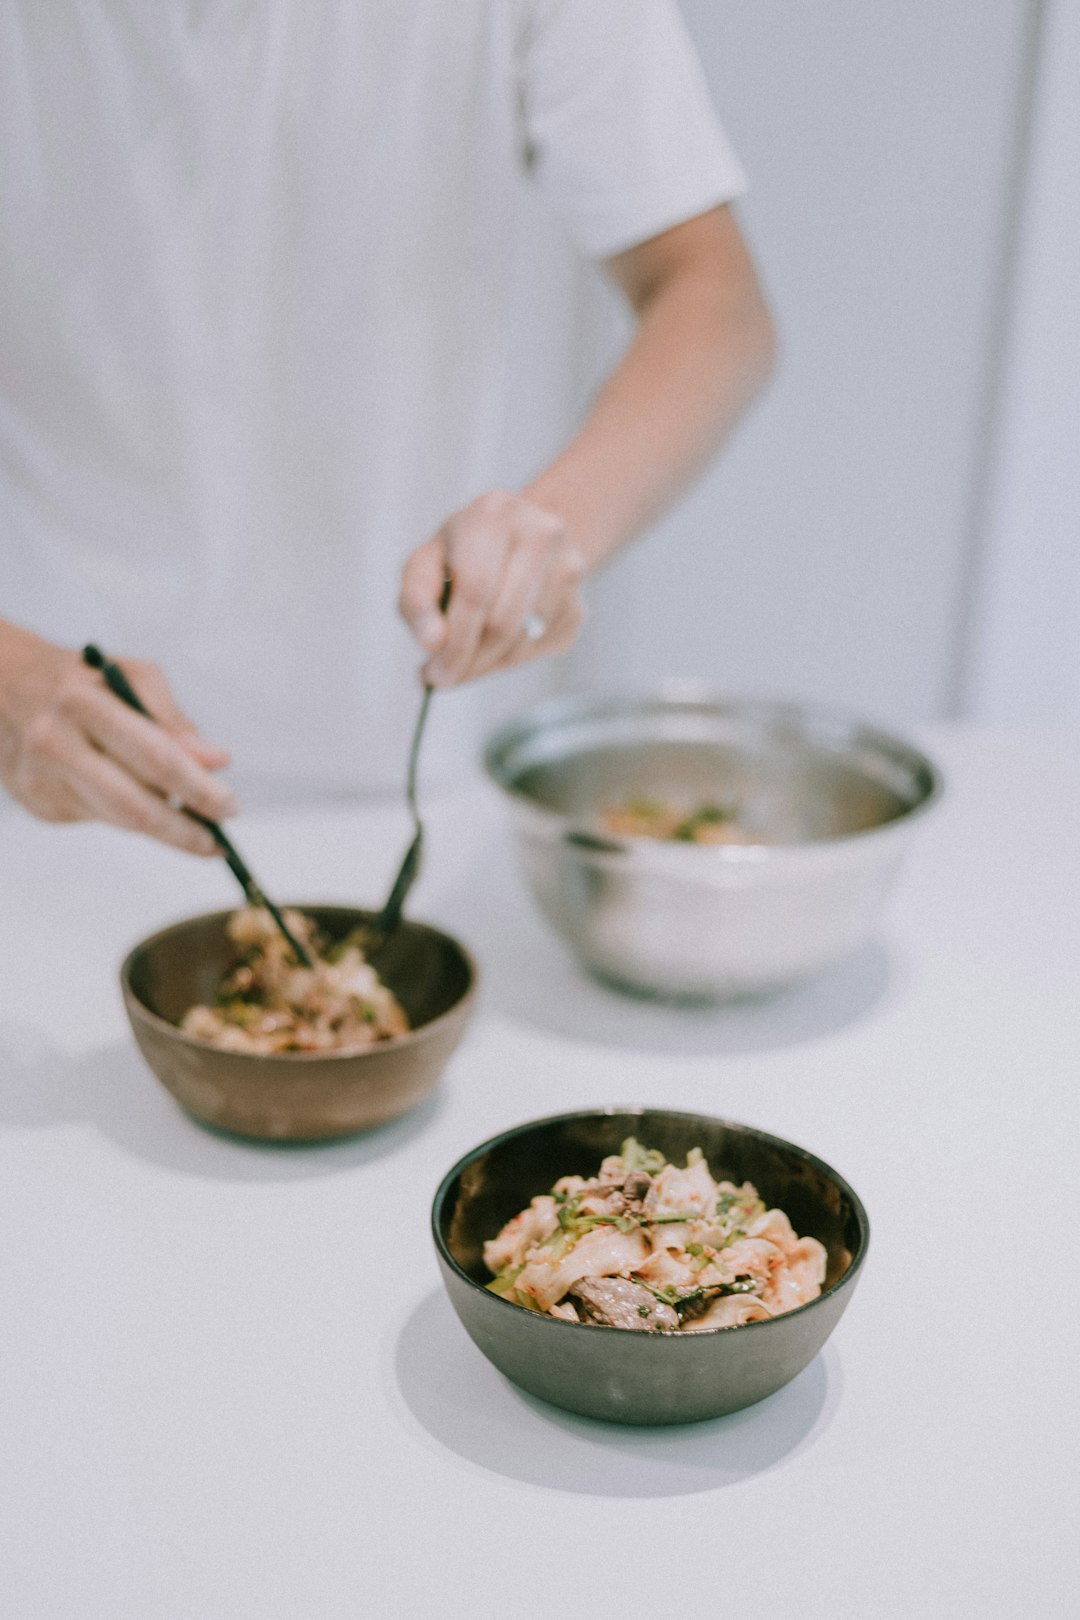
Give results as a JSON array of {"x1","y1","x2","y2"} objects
[
  {"x1": 484, "y1": 1136, "x2": 826, "y2": 1332},
  {"x1": 180, "y1": 905, "x2": 408, "y2": 1054}
]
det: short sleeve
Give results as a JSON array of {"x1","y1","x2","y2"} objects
[{"x1": 518, "y1": 0, "x2": 748, "y2": 259}]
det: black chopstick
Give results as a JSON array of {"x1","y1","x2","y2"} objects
[{"x1": 82, "y1": 644, "x2": 314, "y2": 967}]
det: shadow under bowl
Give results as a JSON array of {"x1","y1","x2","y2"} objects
[
  {"x1": 432, "y1": 1107, "x2": 869, "y2": 1426},
  {"x1": 121, "y1": 905, "x2": 477, "y2": 1142}
]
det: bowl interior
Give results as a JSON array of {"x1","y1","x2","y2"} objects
[
  {"x1": 436, "y1": 1108, "x2": 868, "y2": 1304},
  {"x1": 125, "y1": 905, "x2": 475, "y2": 1044},
  {"x1": 486, "y1": 692, "x2": 939, "y2": 845}
]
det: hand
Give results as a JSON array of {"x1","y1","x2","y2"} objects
[
  {"x1": 0, "y1": 622, "x2": 236, "y2": 854},
  {"x1": 398, "y1": 491, "x2": 586, "y2": 686}
]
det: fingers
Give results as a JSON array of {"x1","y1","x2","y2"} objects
[
  {"x1": 60, "y1": 740, "x2": 221, "y2": 855},
  {"x1": 471, "y1": 532, "x2": 586, "y2": 679},
  {"x1": 15, "y1": 711, "x2": 220, "y2": 855},
  {"x1": 400, "y1": 491, "x2": 587, "y2": 687},
  {"x1": 79, "y1": 685, "x2": 237, "y2": 822},
  {"x1": 464, "y1": 524, "x2": 554, "y2": 680},
  {"x1": 428, "y1": 494, "x2": 510, "y2": 683},
  {"x1": 0, "y1": 629, "x2": 236, "y2": 855},
  {"x1": 398, "y1": 539, "x2": 451, "y2": 657}
]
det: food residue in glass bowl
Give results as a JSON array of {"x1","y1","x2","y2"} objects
[
  {"x1": 180, "y1": 906, "x2": 409, "y2": 1054},
  {"x1": 483, "y1": 1138, "x2": 826, "y2": 1332}
]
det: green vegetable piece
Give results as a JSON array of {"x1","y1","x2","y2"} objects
[
  {"x1": 486, "y1": 1264, "x2": 524, "y2": 1298},
  {"x1": 673, "y1": 802, "x2": 736, "y2": 840},
  {"x1": 620, "y1": 1137, "x2": 667, "y2": 1175},
  {"x1": 695, "y1": 803, "x2": 734, "y2": 824},
  {"x1": 627, "y1": 798, "x2": 665, "y2": 819},
  {"x1": 514, "y1": 1290, "x2": 546, "y2": 1314}
]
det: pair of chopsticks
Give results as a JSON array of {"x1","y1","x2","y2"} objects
[{"x1": 82, "y1": 645, "x2": 314, "y2": 967}]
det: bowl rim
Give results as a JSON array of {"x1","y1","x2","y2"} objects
[
  {"x1": 120, "y1": 903, "x2": 478, "y2": 1064},
  {"x1": 482, "y1": 683, "x2": 944, "y2": 859},
  {"x1": 431, "y1": 1105, "x2": 871, "y2": 1341}
]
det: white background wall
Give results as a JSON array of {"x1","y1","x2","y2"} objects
[
  {"x1": 562, "y1": 0, "x2": 1074, "y2": 730},
  {"x1": 962, "y1": 0, "x2": 1080, "y2": 723}
]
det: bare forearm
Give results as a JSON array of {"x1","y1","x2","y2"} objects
[
  {"x1": 397, "y1": 209, "x2": 775, "y2": 687},
  {"x1": 526, "y1": 208, "x2": 776, "y2": 571}
]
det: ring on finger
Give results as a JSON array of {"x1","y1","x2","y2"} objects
[{"x1": 522, "y1": 610, "x2": 547, "y2": 642}]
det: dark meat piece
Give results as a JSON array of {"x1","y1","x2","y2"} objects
[
  {"x1": 675, "y1": 1280, "x2": 758, "y2": 1323},
  {"x1": 568, "y1": 1277, "x2": 678, "y2": 1332},
  {"x1": 622, "y1": 1170, "x2": 653, "y2": 1203}
]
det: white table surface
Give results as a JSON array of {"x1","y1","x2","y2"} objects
[{"x1": 2, "y1": 727, "x2": 1077, "y2": 1620}]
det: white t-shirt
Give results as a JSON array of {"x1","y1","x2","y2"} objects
[{"x1": 0, "y1": 0, "x2": 745, "y2": 800}]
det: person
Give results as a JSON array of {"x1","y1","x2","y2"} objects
[{"x1": 0, "y1": 1, "x2": 774, "y2": 856}]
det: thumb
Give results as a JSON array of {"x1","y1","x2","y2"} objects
[{"x1": 399, "y1": 535, "x2": 450, "y2": 654}]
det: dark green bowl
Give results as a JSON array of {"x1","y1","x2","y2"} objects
[{"x1": 432, "y1": 1107, "x2": 869, "y2": 1426}]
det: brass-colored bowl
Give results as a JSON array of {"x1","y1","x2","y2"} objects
[
  {"x1": 433, "y1": 1107, "x2": 869, "y2": 1425},
  {"x1": 121, "y1": 905, "x2": 477, "y2": 1141}
]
